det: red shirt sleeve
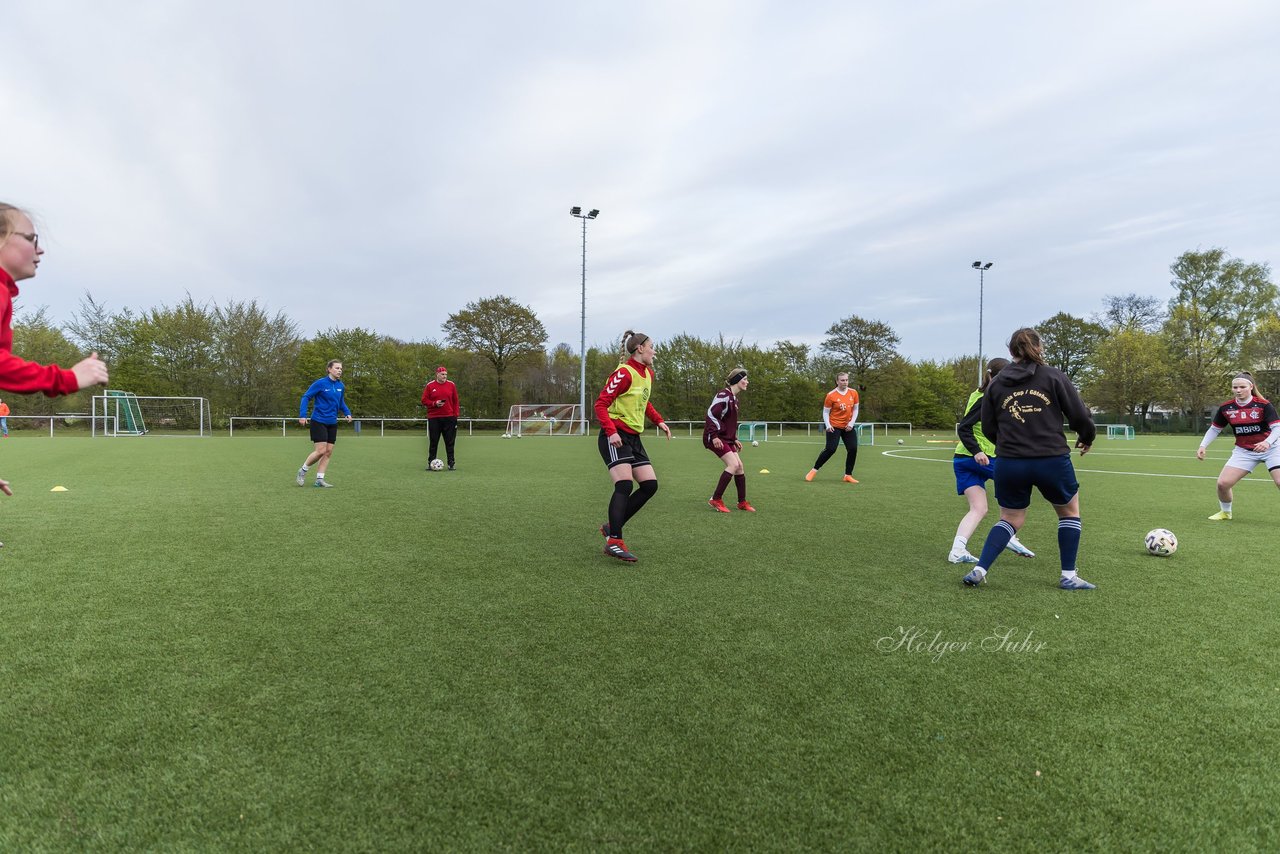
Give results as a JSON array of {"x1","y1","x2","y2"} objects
[
  {"x1": 594, "y1": 367, "x2": 632, "y2": 434},
  {"x1": 646, "y1": 402, "x2": 664, "y2": 426},
  {"x1": 420, "y1": 384, "x2": 431, "y2": 406},
  {"x1": 0, "y1": 351, "x2": 80, "y2": 396}
]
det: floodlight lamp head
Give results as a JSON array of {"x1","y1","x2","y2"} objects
[
  {"x1": 570, "y1": 206, "x2": 582, "y2": 216},
  {"x1": 971, "y1": 261, "x2": 982, "y2": 269},
  {"x1": 983, "y1": 262, "x2": 993, "y2": 270},
  {"x1": 588, "y1": 209, "x2": 600, "y2": 218}
]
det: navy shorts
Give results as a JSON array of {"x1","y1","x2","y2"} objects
[
  {"x1": 599, "y1": 429, "x2": 652, "y2": 470},
  {"x1": 310, "y1": 421, "x2": 338, "y2": 444},
  {"x1": 953, "y1": 455, "x2": 994, "y2": 495},
  {"x1": 993, "y1": 454, "x2": 1079, "y2": 509}
]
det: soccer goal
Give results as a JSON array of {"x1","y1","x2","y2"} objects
[
  {"x1": 505, "y1": 404, "x2": 583, "y2": 437},
  {"x1": 736, "y1": 422, "x2": 769, "y2": 443},
  {"x1": 1102, "y1": 423, "x2": 1135, "y2": 440},
  {"x1": 92, "y1": 393, "x2": 213, "y2": 437}
]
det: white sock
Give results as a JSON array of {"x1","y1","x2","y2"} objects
[
  {"x1": 316, "y1": 472, "x2": 325, "y2": 480},
  {"x1": 951, "y1": 536, "x2": 968, "y2": 552},
  {"x1": 1219, "y1": 500, "x2": 1232, "y2": 512},
  {"x1": 299, "y1": 464, "x2": 309, "y2": 472},
  {"x1": 1061, "y1": 569, "x2": 1077, "y2": 579}
]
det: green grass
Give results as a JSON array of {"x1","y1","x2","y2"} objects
[{"x1": 1, "y1": 430, "x2": 1277, "y2": 850}]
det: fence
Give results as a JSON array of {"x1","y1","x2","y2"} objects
[
  {"x1": 660, "y1": 421, "x2": 913, "y2": 445},
  {"x1": 4, "y1": 414, "x2": 117, "y2": 437},
  {"x1": 227, "y1": 416, "x2": 514, "y2": 437}
]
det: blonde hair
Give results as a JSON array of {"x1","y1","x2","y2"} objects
[{"x1": 0, "y1": 203, "x2": 24, "y2": 243}]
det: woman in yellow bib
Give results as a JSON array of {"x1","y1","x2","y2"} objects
[{"x1": 594, "y1": 330, "x2": 672, "y2": 562}]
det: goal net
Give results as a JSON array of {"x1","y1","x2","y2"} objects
[
  {"x1": 92, "y1": 393, "x2": 213, "y2": 437},
  {"x1": 736, "y1": 422, "x2": 769, "y2": 443},
  {"x1": 505, "y1": 404, "x2": 583, "y2": 437}
]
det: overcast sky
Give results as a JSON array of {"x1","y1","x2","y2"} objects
[{"x1": 5, "y1": 0, "x2": 1278, "y2": 363}]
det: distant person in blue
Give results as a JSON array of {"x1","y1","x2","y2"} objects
[{"x1": 296, "y1": 359, "x2": 353, "y2": 488}]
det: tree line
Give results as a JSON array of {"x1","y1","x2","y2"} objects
[{"x1": 8, "y1": 248, "x2": 1275, "y2": 431}]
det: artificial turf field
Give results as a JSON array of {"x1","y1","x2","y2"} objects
[{"x1": 0, "y1": 430, "x2": 1277, "y2": 851}]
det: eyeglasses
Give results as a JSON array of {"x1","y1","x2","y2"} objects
[{"x1": 12, "y1": 232, "x2": 39, "y2": 250}]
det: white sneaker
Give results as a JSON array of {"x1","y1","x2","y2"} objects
[
  {"x1": 948, "y1": 550, "x2": 979, "y2": 564},
  {"x1": 1006, "y1": 539, "x2": 1035, "y2": 558}
]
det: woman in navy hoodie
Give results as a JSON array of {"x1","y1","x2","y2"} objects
[{"x1": 963, "y1": 328, "x2": 1097, "y2": 591}]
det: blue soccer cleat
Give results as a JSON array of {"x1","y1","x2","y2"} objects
[
  {"x1": 1059, "y1": 575, "x2": 1096, "y2": 590},
  {"x1": 962, "y1": 568, "x2": 986, "y2": 587}
]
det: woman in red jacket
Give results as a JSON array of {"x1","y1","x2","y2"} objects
[{"x1": 0, "y1": 202, "x2": 110, "y2": 504}]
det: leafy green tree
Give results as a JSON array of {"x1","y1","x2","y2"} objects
[
  {"x1": 443, "y1": 296, "x2": 548, "y2": 410},
  {"x1": 212, "y1": 300, "x2": 301, "y2": 417},
  {"x1": 1036, "y1": 312, "x2": 1106, "y2": 385},
  {"x1": 137, "y1": 295, "x2": 218, "y2": 396},
  {"x1": 1164, "y1": 248, "x2": 1278, "y2": 425},
  {"x1": 820, "y1": 315, "x2": 900, "y2": 386},
  {"x1": 1087, "y1": 329, "x2": 1171, "y2": 425},
  {"x1": 1240, "y1": 315, "x2": 1280, "y2": 396},
  {"x1": 1096, "y1": 293, "x2": 1166, "y2": 332}
]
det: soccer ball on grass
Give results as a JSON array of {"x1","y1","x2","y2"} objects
[
  {"x1": 897, "y1": 439, "x2": 904, "y2": 445},
  {"x1": 751, "y1": 440, "x2": 759, "y2": 447},
  {"x1": 1144, "y1": 528, "x2": 1177, "y2": 557},
  {"x1": 430, "y1": 458, "x2": 445, "y2": 471}
]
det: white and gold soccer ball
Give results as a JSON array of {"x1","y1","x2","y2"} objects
[
  {"x1": 1144, "y1": 528, "x2": 1177, "y2": 557},
  {"x1": 430, "y1": 458, "x2": 445, "y2": 471},
  {"x1": 751, "y1": 440, "x2": 759, "y2": 447}
]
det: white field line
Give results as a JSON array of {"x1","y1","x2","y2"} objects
[{"x1": 880, "y1": 447, "x2": 1274, "y2": 483}]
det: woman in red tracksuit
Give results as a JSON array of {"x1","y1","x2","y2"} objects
[{"x1": 0, "y1": 202, "x2": 110, "y2": 516}]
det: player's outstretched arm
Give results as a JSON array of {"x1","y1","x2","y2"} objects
[{"x1": 71, "y1": 352, "x2": 108, "y2": 389}]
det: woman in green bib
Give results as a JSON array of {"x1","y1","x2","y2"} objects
[
  {"x1": 593, "y1": 330, "x2": 672, "y2": 562},
  {"x1": 949, "y1": 357, "x2": 1035, "y2": 564}
]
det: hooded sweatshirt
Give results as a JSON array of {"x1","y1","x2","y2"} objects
[{"x1": 980, "y1": 360, "x2": 1096, "y2": 458}]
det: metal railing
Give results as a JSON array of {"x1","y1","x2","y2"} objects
[
  {"x1": 3, "y1": 414, "x2": 117, "y2": 437},
  {"x1": 227, "y1": 416, "x2": 513, "y2": 437}
]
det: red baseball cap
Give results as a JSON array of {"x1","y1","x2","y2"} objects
[{"x1": 436, "y1": 366, "x2": 447, "y2": 373}]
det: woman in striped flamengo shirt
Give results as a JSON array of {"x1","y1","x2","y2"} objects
[{"x1": 1196, "y1": 371, "x2": 1280, "y2": 520}]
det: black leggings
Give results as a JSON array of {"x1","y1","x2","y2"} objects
[{"x1": 814, "y1": 428, "x2": 858, "y2": 474}]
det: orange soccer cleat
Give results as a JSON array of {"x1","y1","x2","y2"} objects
[{"x1": 737, "y1": 501, "x2": 756, "y2": 512}]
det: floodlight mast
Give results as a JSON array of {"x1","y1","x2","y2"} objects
[
  {"x1": 971, "y1": 261, "x2": 993, "y2": 385},
  {"x1": 570, "y1": 206, "x2": 600, "y2": 434}
]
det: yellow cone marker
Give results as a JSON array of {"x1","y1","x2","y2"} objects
[
  {"x1": 51, "y1": 486, "x2": 69, "y2": 492},
  {"x1": 759, "y1": 469, "x2": 770, "y2": 474}
]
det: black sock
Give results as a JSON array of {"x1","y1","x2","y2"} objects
[
  {"x1": 625, "y1": 479, "x2": 658, "y2": 523},
  {"x1": 714, "y1": 471, "x2": 732, "y2": 500},
  {"x1": 734, "y1": 474, "x2": 746, "y2": 503},
  {"x1": 608, "y1": 481, "x2": 632, "y2": 538}
]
